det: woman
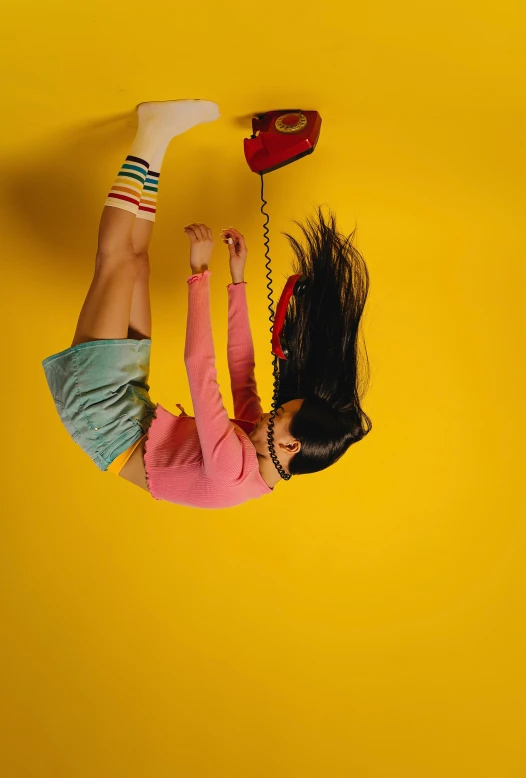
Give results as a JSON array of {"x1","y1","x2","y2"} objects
[{"x1": 42, "y1": 100, "x2": 372, "y2": 508}]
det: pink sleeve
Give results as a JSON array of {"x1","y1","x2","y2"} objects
[
  {"x1": 226, "y1": 281, "x2": 264, "y2": 424},
  {"x1": 184, "y1": 270, "x2": 250, "y2": 484}
]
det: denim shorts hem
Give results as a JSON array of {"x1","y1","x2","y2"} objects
[{"x1": 42, "y1": 338, "x2": 157, "y2": 473}]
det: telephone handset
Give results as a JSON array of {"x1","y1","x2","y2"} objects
[{"x1": 271, "y1": 273, "x2": 311, "y2": 359}]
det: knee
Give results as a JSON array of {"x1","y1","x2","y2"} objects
[
  {"x1": 95, "y1": 249, "x2": 142, "y2": 274},
  {"x1": 135, "y1": 251, "x2": 150, "y2": 274}
]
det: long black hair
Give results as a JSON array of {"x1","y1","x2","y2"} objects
[{"x1": 275, "y1": 204, "x2": 372, "y2": 476}]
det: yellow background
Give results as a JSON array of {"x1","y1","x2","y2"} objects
[{"x1": 2, "y1": 1, "x2": 525, "y2": 776}]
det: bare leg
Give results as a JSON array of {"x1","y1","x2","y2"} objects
[
  {"x1": 72, "y1": 100, "x2": 220, "y2": 347},
  {"x1": 128, "y1": 211, "x2": 154, "y2": 340},
  {"x1": 76, "y1": 166, "x2": 154, "y2": 345},
  {"x1": 70, "y1": 254, "x2": 141, "y2": 347},
  {"x1": 73, "y1": 190, "x2": 154, "y2": 346},
  {"x1": 70, "y1": 121, "x2": 161, "y2": 347},
  {"x1": 126, "y1": 135, "x2": 170, "y2": 340}
]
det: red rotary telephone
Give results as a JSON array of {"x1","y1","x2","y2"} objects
[{"x1": 244, "y1": 109, "x2": 322, "y2": 175}]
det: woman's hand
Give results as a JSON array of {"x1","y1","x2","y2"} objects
[
  {"x1": 183, "y1": 223, "x2": 214, "y2": 273},
  {"x1": 221, "y1": 227, "x2": 247, "y2": 283}
]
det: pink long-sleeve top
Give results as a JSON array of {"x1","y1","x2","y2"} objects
[{"x1": 143, "y1": 269, "x2": 274, "y2": 508}]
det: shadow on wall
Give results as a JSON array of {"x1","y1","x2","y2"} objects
[{"x1": 5, "y1": 107, "x2": 261, "y2": 282}]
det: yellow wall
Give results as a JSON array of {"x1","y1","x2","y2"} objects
[{"x1": 2, "y1": 1, "x2": 525, "y2": 776}]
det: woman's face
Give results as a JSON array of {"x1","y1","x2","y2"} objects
[{"x1": 248, "y1": 399, "x2": 304, "y2": 456}]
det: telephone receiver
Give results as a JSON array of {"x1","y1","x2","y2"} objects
[
  {"x1": 271, "y1": 273, "x2": 311, "y2": 359},
  {"x1": 244, "y1": 109, "x2": 321, "y2": 360}
]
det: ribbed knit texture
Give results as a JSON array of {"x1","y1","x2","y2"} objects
[
  {"x1": 104, "y1": 155, "x2": 150, "y2": 215},
  {"x1": 137, "y1": 169, "x2": 159, "y2": 222},
  {"x1": 143, "y1": 270, "x2": 274, "y2": 508}
]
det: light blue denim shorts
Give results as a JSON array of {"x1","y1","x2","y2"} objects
[{"x1": 42, "y1": 338, "x2": 158, "y2": 472}]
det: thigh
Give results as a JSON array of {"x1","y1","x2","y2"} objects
[
  {"x1": 118, "y1": 436, "x2": 150, "y2": 492},
  {"x1": 71, "y1": 256, "x2": 140, "y2": 347},
  {"x1": 128, "y1": 261, "x2": 152, "y2": 340}
]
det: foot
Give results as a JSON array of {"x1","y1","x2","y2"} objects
[{"x1": 137, "y1": 100, "x2": 221, "y2": 141}]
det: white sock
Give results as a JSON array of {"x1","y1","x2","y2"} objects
[
  {"x1": 136, "y1": 143, "x2": 168, "y2": 222},
  {"x1": 137, "y1": 99, "x2": 221, "y2": 143},
  {"x1": 105, "y1": 101, "x2": 220, "y2": 219}
]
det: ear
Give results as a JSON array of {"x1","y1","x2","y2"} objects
[{"x1": 285, "y1": 440, "x2": 301, "y2": 453}]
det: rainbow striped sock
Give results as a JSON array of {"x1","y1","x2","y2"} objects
[
  {"x1": 136, "y1": 139, "x2": 169, "y2": 222},
  {"x1": 104, "y1": 155, "x2": 150, "y2": 215},
  {"x1": 137, "y1": 169, "x2": 160, "y2": 222}
]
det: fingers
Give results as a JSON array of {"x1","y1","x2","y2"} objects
[
  {"x1": 184, "y1": 223, "x2": 212, "y2": 241},
  {"x1": 223, "y1": 227, "x2": 243, "y2": 240},
  {"x1": 183, "y1": 224, "x2": 246, "y2": 250},
  {"x1": 221, "y1": 227, "x2": 245, "y2": 247}
]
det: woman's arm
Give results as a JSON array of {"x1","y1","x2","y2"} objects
[
  {"x1": 181, "y1": 225, "x2": 246, "y2": 481},
  {"x1": 227, "y1": 280, "x2": 263, "y2": 424},
  {"x1": 185, "y1": 270, "x2": 247, "y2": 483}
]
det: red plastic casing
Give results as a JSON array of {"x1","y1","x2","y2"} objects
[
  {"x1": 244, "y1": 110, "x2": 322, "y2": 175},
  {"x1": 271, "y1": 274, "x2": 304, "y2": 359}
]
